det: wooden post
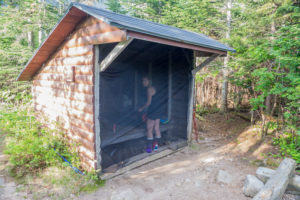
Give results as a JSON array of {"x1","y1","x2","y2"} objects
[
  {"x1": 187, "y1": 53, "x2": 220, "y2": 142},
  {"x1": 134, "y1": 70, "x2": 138, "y2": 110},
  {"x1": 168, "y1": 51, "x2": 172, "y2": 120},
  {"x1": 148, "y1": 62, "x2": 152, "y2": 80},
  {"x1": 187, "y1": 51, "x2": 196, "y2": 142},
  {"x1": 94, "y1": 45, "x2": 101, "y2": 171}
]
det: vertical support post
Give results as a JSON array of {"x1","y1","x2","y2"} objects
[
  {"x1": 94, "y1": 45, "x2": 101, "y2": 171},
  {"x1": 187, "y1": 51, "x2": 196, "y2": 142},
  {"x1": 134, "y1": 70, "x2": 138, "y2": 110},
  {"x1": 168, "y1": 51, "x2": 172, "y2": 120},
  {"x1": 148, "y1": 63, "x2": 152, "y2": 80}
]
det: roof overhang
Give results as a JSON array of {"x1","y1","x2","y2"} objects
[
  {"x1": 17, "y1": 6, "x2": 88, "y2": 81},
  {"x1": 17, "y1": 3, "x2": 233, "y2": 81}
]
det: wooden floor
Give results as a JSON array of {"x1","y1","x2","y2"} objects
[
  {"x1": 100, "y1": 138, "x2": 187, "y2": 179},
  {"x1": 101, "y1": 123, "x2": 172, "y2": 147}
]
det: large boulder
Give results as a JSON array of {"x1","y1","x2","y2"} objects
[{"x1": 243, "y1": 174, "x2": 264, "y2": 197}]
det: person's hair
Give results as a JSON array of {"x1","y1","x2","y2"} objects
[{"x1": 142, "y1": 76, "x2": 152, "y2": 86}]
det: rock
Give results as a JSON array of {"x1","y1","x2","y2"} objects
[
  {"x1": 256, "y1": 167, "x2": 300, "y2": 192},
  {"x1": 217, "y1": 170, "x2": 232, "y2": 184},
  {"x1": 144, "y1": 187, "x2": 154, "y2": 193},
  {"x1": 110, "y1": 188, "x2": 138, "y2": 200},
  {"x1": 256, "y1": 167, "x2": 275, "y2": 183},
  {"x1": 184, "y1": 178, "x2": 192, "y2": 183},
  {"x1": 194, "y1": 180, "x2": 202, "y2": 187},
  {"x1": 253, "y1": 158, "x2": 296, "y2": 200},
  {"x1": 6, "y1": 182, "x2": 16, "y2": 187},
  {"x1": 0, "y1": 177, "x2": 4, "y2": 186},
  {"x1": 175, "y1": 181, "x2": 182, "y2": 187},
  {"x1": 243, "y1": 175, "x2": 264, "y2": 197}
]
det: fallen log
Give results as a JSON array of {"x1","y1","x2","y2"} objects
[
  {"x1": 233, "y1": 112, "x2": 251, "y2": 121},
  {"x1": 253, "y1": 158, "x2": 296, "y2": 200},
  {"x1": 256, "y1": 167, "x2": 300, "y2": 192}
]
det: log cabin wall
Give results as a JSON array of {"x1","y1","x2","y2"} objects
[{"x1": 31, "y1": 16, "x2": 126, "y2": 171}]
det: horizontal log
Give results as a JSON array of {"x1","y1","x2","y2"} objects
[
  {"x1": 71, "y1": 22, "x2": 119, "y2": 40},
  {"x1": 40, "y1": 65, "x2": 93, "y2": 76},
  {"x1": 253, "y1": 158, "x2": 296, "y2": 200},
  {"x1": 33, "y1": 86, "x2": 94, "y2": 104},
  {"x1": 65, "y1": 131, "x2": 95, "y2": 153},
  {"x1": 47, "y1": 55, "x2": 93, "y2": 67},
  {"x1": 78, "y1": 153, "x2": 97, "y2": 170},
  {"x1": 34, "y1": 103, "x2": 94, "y2": 124},
  {"x1": 34, "y1": 96, "x2": 93, "y2": 114},
  {"x1": 81, "y1": 159, "x2": 96, "y2": 172},
  {"x1": 70, "y1": 123, "x2": 95, "y2": 142},
  {"x1": 54, "y1": 45, "x2": 93, "y2": 58},
  {"x1": 35, "y1": 73, "x2": 94, "y2": 85},
  {"x1": 64, "y1": 30, "x2": 126, "y2": 48},
  {"x1": 78, "y1": 148, "x2": 97, "y2": 161},
  {"x1": 69, "y1": 116, "x2": 95, "y2": 133},
  {"x1": 33, "y1": 80, "x2": 94, "y2": 95},
  {"x1": 78, "y1": 144, "x2": 96, "y2": 161},
  {"x1": 78, "y1": 16, "x2": 112, "y2": 29}
]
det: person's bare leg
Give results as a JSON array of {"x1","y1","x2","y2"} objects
[
  {"x1": 153, "y1": 119, "x2": 161, "y2": 151},
  {"x1": 154, "y1": 119, "x2": 161, "y2": 138},
  {"x1": 146, "y1": 119, "x2": 155, "y2": 153},
  {"x1": 147, "y1": 119, "x2": 155, "y2": 139}
]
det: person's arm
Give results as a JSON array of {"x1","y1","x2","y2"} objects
[{"x1": 138, "y1": 87, "x2": 154, "y2": 112}]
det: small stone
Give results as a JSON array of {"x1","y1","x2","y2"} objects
[
  {"x1": 217, "y1": 170, "x2": 232, "y2": 184},
  {"x1": 0, "y1": 177, "x2": 4, "y2": 186},
  {"x1": 110, "y1": 188, "x2": 138, "y2": 200},
  {"x1": 6, "y1": 182, "x2": 16, "y2": 187},
  {"x1": 184, "y1": 178, "x2": 191, "y2": 183},
  {"x1": 194, "y1": 180, "x2": 202, "y2": 187},
  {"x1": 243, "y1": 175, "x2": 264, "y2": 197},
  {"x1": 175, "y1": 180, "x2": 183, "y2": 187},
  {"x1": 144, "y1": 187, "x2": 154, "y2": 193}
]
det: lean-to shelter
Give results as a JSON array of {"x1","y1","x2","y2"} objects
[{"x1": 17, "y1": 2, "x2": 235, "y2": 176}]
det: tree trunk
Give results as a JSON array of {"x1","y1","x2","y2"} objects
[
  {"x1": 221, "y1": 0, "x2": 232, "y2": 113},
  {"x1": 266, "y1": 18, "x2": 276, "y2": 114},
  {"x1": 27, "y1": 31, "x2": 33, "y2": 48},
  {"x1": 38, "y1": 0, "x2": 43, "y2": 46}
]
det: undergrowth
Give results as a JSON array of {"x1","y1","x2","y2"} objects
[
  {"x1": 273, "y1": 131, "x2": 300, "y2": 165},
  {"x1": 0, "y1": 104, "x2": 105, "y2": 197},
  {"x1": 196, "y1": 104, "x2": 220, "y2": 116},
  {"x1": 0, "y1": 104, "x2": 80, "y2": 177}
]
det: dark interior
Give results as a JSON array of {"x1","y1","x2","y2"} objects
[{"x1": 98, "y1": 40, "x2": 192, "y2": 170}]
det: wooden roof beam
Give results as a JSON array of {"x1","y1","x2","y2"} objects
[
  {"x1": 192, "y1": 54, "x2": 219, "y2": 75},
  {"x1": 127, "y1": 31, "x2": 227, "y2": 56},
  {"x1": 99, "y1": 38, "x2": 133, "y2": 71}
]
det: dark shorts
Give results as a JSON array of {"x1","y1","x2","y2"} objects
[{"x1": 147, "y1": 110, "x2": 162, "y2": 120}]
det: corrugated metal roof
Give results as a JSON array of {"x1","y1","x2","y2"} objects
[{"x1": 72, "y1": 2, "x2": 235, "y2": 52}]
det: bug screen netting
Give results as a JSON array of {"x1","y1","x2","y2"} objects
[{"x1": 98, "y1": 40, "x2": 192, "y2": 170}]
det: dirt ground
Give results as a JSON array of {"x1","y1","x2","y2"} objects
[{"x1": 1, "y1": 113, "x2": 299, "y2": 200}]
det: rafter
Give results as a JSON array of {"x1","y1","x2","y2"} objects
[
  {"x1": 192, "y1": 54, "x2": 219, "y2": 75},
  {"x1": 100, "y1": 38, "x2": 134, "y2": 71}
]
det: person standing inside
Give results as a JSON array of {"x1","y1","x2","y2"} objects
[{"x1": 139, "y1": 76, "x2": 162, "y2": 153}]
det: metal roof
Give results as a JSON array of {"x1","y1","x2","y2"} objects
[
  {"x1": 17, "y1": 2, "x2": 235, "y2": 81},
  {"x1": 72, "y1": 2, "x2": 235, "y2": 53}
]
